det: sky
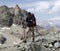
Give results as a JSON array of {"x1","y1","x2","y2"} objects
[{"x1": 0, "y1": 0, "x2": 60, "y2": 26}]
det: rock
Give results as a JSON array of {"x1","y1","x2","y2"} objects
[
  {"x1": 0, "y1": 5, "x2": 14, "y2": 27},
  {"x1": 49, "y1": 43, "x2": 53, "y2": 48},
  {"x1": 52, "y1": 48, "x2": 55, "y2": 51},
  {"x1": 13, "y1": 4, "x2": 22, "y2": 25},
  {"x1": 48, "y1": 26, "x2": 59, "y2": 33},
  {"x1": 14, "y1": 4, "x2": 21, "y2": 16},
  {"x1": 0, "y1": 37, "x2": 6, "y2": 44},
  {"x1": 39, "y1": 29, "x2": 48, "y2": 36},
  {"x1": 54, "y1": 42, "x2": 60, "y2": 48},
  {"x1": 0, "y1": 33, "x2": 3, "y2": 39},
  {"x1": 43, "y1": 44, "x2": 49, "y2": 48},
  {"x1": 0, "y1": 33, "x2": 6, "y2": 44},
  {"x1": 30, "y1": 43, "x2": 42, "y2": 51},
  {"x1": 0, "y1": 5, "x2": 27, "y2": 27},
  {"x1": 13, "y1": 4, "x2": 27, "y2": 25}
]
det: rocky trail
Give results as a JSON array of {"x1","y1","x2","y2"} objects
[{"x1": 0, "y1": 25, "x2": 60, "y2": 51}]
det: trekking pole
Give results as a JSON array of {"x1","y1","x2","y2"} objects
[
  {"x1": 32, "y1": 27, "x2": 35, "y2": 42},
  {"x1": 23, "y1": 24, "x2": 25, "y2": 39},
  {"x1": 21, "y1": 20, "x2": 25, "y2": 39},
  {"x1": 36, "y1": 25, "x2": 41, "y2": 36}
]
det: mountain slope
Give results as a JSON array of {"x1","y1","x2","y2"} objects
[{"x1": 0, "y1": 5, "x2": 27, "y2": 27}]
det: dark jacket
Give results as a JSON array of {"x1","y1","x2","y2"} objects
[{"x1": 26, "y1": 16, "x2": 36, "y2": 27}]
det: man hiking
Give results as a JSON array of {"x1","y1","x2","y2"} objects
[{"x1": 24, "y1": 12, "x2": 36, "y2": 43}]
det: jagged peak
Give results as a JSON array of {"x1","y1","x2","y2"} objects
[{"x1": 15, "y1": 4, "x2": 20, "y2": 9}]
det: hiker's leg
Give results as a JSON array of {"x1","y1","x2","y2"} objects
[
  {"x1": 32, "y1": 27, "x2": 35, "y2": 42},
  {"x1": 23, "y1": 27, "x2": 30, "y2": 43},
  {"x1": 25, "y1": 27, "x2": 30, "y2": 39}
]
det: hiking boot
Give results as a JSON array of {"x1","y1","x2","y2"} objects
[{"x1": 23, "y1": 39, "x2": 27, "y2": 43}]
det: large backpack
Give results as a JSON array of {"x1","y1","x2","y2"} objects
[
  {"x1": 26, "y1": 16, "x2": 36, "y2": 27},
  {"x1": 31, "y1": 17, "x2": 36, "y2": 27}
]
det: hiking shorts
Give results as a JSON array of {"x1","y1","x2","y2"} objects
[{"x1": 26, "y1": 27, "x2": 34, "y2": 32}]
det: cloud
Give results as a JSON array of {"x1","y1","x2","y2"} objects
[
  {"x1": 48, "y1": 22, "x2": 54, "y2": 25},
  {"x1": 48, "y1": 16, "x2": 60, "y2": 26},
  {"x1": 27, "y1": 8, "x2": 35, "y2": 12},
  {"x1": 48, "y1": 17, "x2": 60, "y2": 21},
  {"x1": 27, "y1": 1, "x2": 50, "y2": 12},
  {"x1": 24, "y1": 0, "x2": 60, "y2": 14},
  {"x1": 21, "y1": 0, "x2": 60, "y2": 13},
  {"x1": 49, "y1": 1, "x2": 60, "y2": 14},
  {"x1": 26, "y1": 0, "x2": 60, "y2": 13}
]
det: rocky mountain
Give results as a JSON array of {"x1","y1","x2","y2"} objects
[
  {"x1": 0, "y1": 5, "x2": 27, "y2": 27},
  {"x1": 0, "y1": 5, "x2": 60, "y2": 51}
]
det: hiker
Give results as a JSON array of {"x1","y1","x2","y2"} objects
[{"x1": 24, "y1": 12, "x2": 36, "y2": 42}]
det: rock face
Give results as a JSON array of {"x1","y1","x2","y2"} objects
[
  {"x1": 0, "y1": 5, "x2": 13, "y2": 27},
  {"x1": 0, "y1": 33, "x2": 6, "y2": 44},
  {"x1": 0, "y1": 5, "x2": 27, "y2": 27}
]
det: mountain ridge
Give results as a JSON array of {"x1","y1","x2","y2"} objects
[{"x1": 0, "y1": 5, "x2": 27, "y2": 27}]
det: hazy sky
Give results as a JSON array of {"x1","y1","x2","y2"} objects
[{"x1": 0, "y1": 0, "x2": 60, "y2": 25}]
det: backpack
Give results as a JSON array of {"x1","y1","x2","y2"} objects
[
  {"x1": 32, "y1": 21, "x2": 36, "y2": 27},
  {"x1": 26, "y1": 17, "x2": 36, "y2": 27}
]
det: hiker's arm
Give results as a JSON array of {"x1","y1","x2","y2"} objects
[
  {"x1": 32, "y1": 17, "x2": 36, "y2": 23},
  {"x1": 34, "y1": 17, "x2": 36, "y2": 22}
]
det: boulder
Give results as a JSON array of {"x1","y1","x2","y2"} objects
[
  {"x1": 54, "y1": 42, "x2": 60, "y2": 48},
  {"x1": 0, "y1": 33, "x2": 6, "y2": 44}
]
